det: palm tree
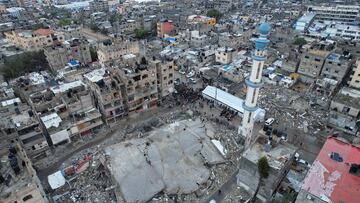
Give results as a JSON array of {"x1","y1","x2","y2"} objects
[{"x1": 252, "y1": 156, "x2": 270, "y2": 202}]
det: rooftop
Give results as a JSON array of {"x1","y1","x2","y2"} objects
[
  {"x1": 300, "y1": 136, "x2": 360, "y2": 203},
  {"x1": 242, "y1": 137, "x2": 297, "y2": 170},
  {"x1": 40, "y1": 112, "x2": 62, "y2": 129},
  {"x1": 84, "y1": 68, "x2": 108, "y2": 83},
  {"x1": 34, "y1": 28, "x2": 54, "y2": 36},
  {"x1": 333, "y1": 87, "x2": 360, "y2": 109},
  {"x1": 50, "y1": 81, "x2": 85, "y2": 94}
]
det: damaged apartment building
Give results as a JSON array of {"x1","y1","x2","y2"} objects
[
  {"x1": 298, "y1": 41, "x2": 335, "y2": 83},
  {"x1": 0, "y1": 142, "x2": 48, "y2": 203},
  {"x1": 84, "y1": 68, "x2": 127, "y2": 126},
  {"x1": 0, "y1": 81, "x2": 49, "y2": 161},
  {"x1": 84, "y1": 57, "x2": 175, "y2": 125},
  {"x1": 97, "y1": 37, "x2": 140, "y2": 66},
  {"x1": 328, "y1": 87, "x2": 360, "y2": 135},
  {"x1": 31, "y1": 81, "x2": 103, "y2": 146},
  {"x1": 44, "y1": 38, "x2": 92, "y2": 72}
]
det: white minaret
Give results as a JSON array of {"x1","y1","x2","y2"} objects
[{"x1": 241, "y1": 23, "x2": 271, "y2": 149}]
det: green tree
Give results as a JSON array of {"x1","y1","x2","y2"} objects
[
  {"x1": 134, "y1": 27, "x2": 149, "y2": 39},
  {"x1": 90, "y1": 22, "x2": 100, "y2": 32},
  {"x1": 58, "y1": 18, "x2": 71, "y2": 27},
  {"x1": 89, "y1": 47, "x2": 98, "y2": 62},
  {"x1": 293, "y1": 37, "x2": 307, "y2": 46},
  {"x1": 1, "y1": 51, "x2": 49, "y2": 80},
  {"x1": 252, "y1": 156, "x2": 270, "y2": 202},
  {"x1": 109, "y1": 13, "x2": 122, "y2": 24},
  {"x1": 206, "y1": 9, "x2": 223, "y2": 21}
]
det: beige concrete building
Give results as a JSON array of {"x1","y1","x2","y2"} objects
[
  {"x1": 298, "y1": 42, "x2": 334, "y2": 82},
  {"x1": 0, "y1": 143, "x2": 48, "y2": 203},
  {"x1": 4, "y1": 28, "x2": 62, "y2": 51},
  {"x1": 348, "y1": 59, "x2": 360, "y2": 89},
  {"x1": 151, "y1": 59, "x2": 176, "y2": 98},
  {"x1": 320, "y1": 52, "x2": 352, "y2": 82},
  {"x1": 215, "y1": 47, "x2": 235, "y2": 65},
  {"x1": 328, "y1": 87, "x2": 360, "y2": 134},
  {"x1": 84, "y1": 68, "x2": 126, "y2": 126},
  {"x1": 44, "y1": 38, "x2": 92, "y2": 71},
  {"x1": 116, "y1": 61, "x2": 158, "y2": 113},
  {"x1": 0, "y1": 93, "x2": 49, "y2": 161},
  {"x1": 97, "y1": 38, "x2": 140, "y2": 65}
]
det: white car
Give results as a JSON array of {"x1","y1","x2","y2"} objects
[
  {"x1": 265, "y1": 118, "x2": 275, "y2": 126},
  {"x1": 179, "y1": 69, "x2": 186, "y2": 75},
  {"x1": 189, "y1": 78, "x2": 197, "y2": 84},
  {"x1": 186, "y1": 70, "x2": 195, "y2": 78}
]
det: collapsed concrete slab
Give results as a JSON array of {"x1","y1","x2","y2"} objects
[{"x1": 105, "y1": 119, "x2": 225, "y2": 202}]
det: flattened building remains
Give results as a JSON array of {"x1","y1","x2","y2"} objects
[{"x1": 104, "y1": 119, "x2": 225, "y2": 202}]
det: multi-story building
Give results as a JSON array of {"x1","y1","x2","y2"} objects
[
  {"x1": 97, "y1": 38, "x2": 140, "y2": 65},
  {"x1": 348, "y1": 59, "x2": 360, "y2": 89},
  {"x1": 84, "y1": 68, "x2": 126, "y2": 126},
  {"x1": 4, "y1": 28, "x2": 62, "y2": 51},
  {"x1": 89, "y1": 0, "x2": 108, "y2": 13},
  {"x1": 157, "y1": 19, "x2": 175, "y2": 38},
  {"x1": 320, "y1": 52, "x2": 352, "y2": 82},
  {"x1": 12, "y1": 106, "x2": 49, "y2": 160},
  {"x1": 187, "y1": 15, "x2": 216, "y2": 26},
  {"x1": 44, "y1": 38, "x2": 92, "y2": 71},
  {"x1": 49, "y1": 81, "x2": 103, "y2": 138},
  {"x1": 189, "y1": 30, "x2": 208, "y2": 48},
  {"x1": 298, "y1": 41, "x2": 334, "y2": 82},
  {"x1": 116, "y1": 60, "x2": 158, "y2": 113},
  {"x1": 0, "y1": 142, "x2": 48, "y2": 203},
  {"x1": 218, "y1": 32, "x2": 243, "y2": 49},
  {"x1": 0, "y1": 84, "x2": 49, "y2": 160},
  {"x1": 308, "y1": 5, "x2": 360, "y2": 24},
  {"x1": 150, "y1": 59, "x2": 176, "y2": 99},
  {"x1": 328, "y1": 87, "x2": 360, "y2": 134},
  {"x1": 118, "y1": 20, "x2": 141, "y2": 34},
  {"x1": 215, "y1": 47, "x2": 235, "y2": 65}
]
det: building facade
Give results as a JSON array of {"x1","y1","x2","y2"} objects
[
  {"x1": 97, "y1": 39, "x2": 140, "y2": 65},
  {"x1": 44, "y1": 38, "x2": 92, "y2": 71},
  {"x1": 308, "y1": 5, "x2": 360, "y2": 24},
  {"x1": 320, "y1": 52, "x2": 352, "y2": 82},
  {"x1": 348, "y1": 59, "x2": 360, "y2": 89},
  {"x1": 4, "y1": 28, "x2": 61, "y2": 51},
  {"x1": 157, "y1": 19, "x2": 175, "y2": 38}
]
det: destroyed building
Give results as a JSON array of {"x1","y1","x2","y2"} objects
[
  {"x1": 320, "y1": 52, "x2": 352, "y2": 82},
  {"x1": 44, "y1": 38, "x2": 92, "y2": 71},
  {"x1": 84, "y1": 68, "x2": 126, "y2": 126},
  {"x1": 48, "y1": 81, "x2": 103, "y2": 139},
  {"x1": 237, "y1": 136, "x2": 297, "y2": 202},
  {"x1": 104, "y1": 119, "x2": 225, "y2": 202},
  {"x1": 328, "y1": 87, "x2": 360, "y2": 135},
  {"x1": 298, "y1": 41, "x2": 334, "y2": 83},
  {"x1": 0, "y1": 88, "x2": 49, "y2": 161},
  {"x1": 0, "y1": 142, "x2": 48, "y2": 203}
]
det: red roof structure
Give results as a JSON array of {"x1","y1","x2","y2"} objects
[
  {"x1": 301, "y1": 136, "x2": 360, "y2": 202},
  {"x1": 34, "y1": 28, "x2": 54, "y2": 36}
]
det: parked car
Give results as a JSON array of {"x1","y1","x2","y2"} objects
[
  {"x1": 186, "y1": 70, "x2": 195, "y2": 78},
  {"x1": 179, "y1": 69, "x2": 186, "y2": 75},
  {"x1": 265, "y1": 118, "x2": 275, "y2": 126},
  {"x1": 189, "y1": 78, "x2": 197, "y2": 84}
]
